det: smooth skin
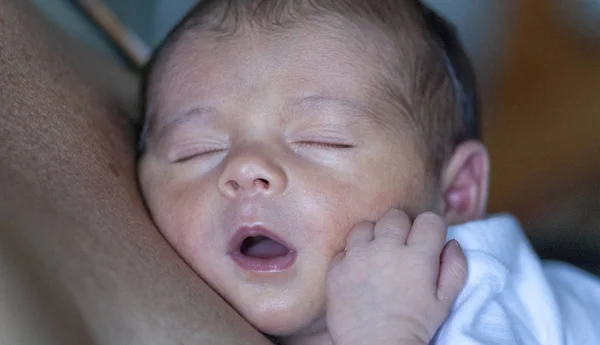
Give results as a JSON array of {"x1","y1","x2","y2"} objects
[
  {"x1": 140, "y1": 25, "x2": 480, "y2": 345},
  {"x1": 0, "y1": 2, "x2": 480, "y2": 344}
]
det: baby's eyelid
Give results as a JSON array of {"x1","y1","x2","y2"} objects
[
  {"x1": 171, "y1": 147, "x2": 227, "y2": 163},
  {"x1": 293, "y1": 131, "x2": 356, "y2": 145},
  {"x1": 294, "y1": 140, "x2": 356, "y2": 149},
  {"x1": 299, "y1": 140, "x2": 353, "y2": 145},
  {"x1": 167, "y1": 140, "x2": 229, "y2": 162}
]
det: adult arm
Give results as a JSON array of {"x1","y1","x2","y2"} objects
[{"x1": 0, "y1": 1, "x2": 271, "y2": 344}]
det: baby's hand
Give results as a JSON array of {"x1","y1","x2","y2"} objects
[{"x1": 326, "y1": 210, "x2": 467, "y2": 345}]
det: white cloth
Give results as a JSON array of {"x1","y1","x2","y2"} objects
[{"x1": 434, "y1": 214, "x2": 600, "y2": 345}]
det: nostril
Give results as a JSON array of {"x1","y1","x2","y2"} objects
[
  {"x1": 229, "y1": 180, "x2": 240, "y2": 190},
  {"x1": 255, "y1": 178, "x2": 269, "y2": 189}
]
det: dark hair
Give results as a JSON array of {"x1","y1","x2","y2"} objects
[
  {"x1": 419, "y1": 3, "x2": 479, "y2": 142},
  {"x1": 139, "y1": 0, "x2": 479, "y2": 173}
]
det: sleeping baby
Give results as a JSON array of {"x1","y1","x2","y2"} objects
[{"x1": 137, "y1": 1, "x2": 600, "y2": 344}]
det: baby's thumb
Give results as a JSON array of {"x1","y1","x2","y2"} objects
[{"x1": 436, "y1": 240, "x2": 468, "y2": 305}]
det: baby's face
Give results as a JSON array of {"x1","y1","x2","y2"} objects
[{"x1": 139, "y1": 27, "x2": 439, "y2": 337}]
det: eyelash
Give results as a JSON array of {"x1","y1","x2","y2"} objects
[
  {"x1": 173, "y1": 148, "x2": 226, "y2": 163},
  {"x1": 296, "y1": 141, "x2": 355, "y2": 149},
  {"x1": 171, "y1": 141, "x2": 353, "y2": 163}
]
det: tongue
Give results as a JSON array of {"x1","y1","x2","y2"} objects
[{"x1": 244, "y1": 236, "x2": 289, "y2": 258}]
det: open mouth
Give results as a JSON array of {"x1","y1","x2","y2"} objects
[
  {"x1": 240, "y1": 235, "x2": 291, "y2": 258},
  {"x1": 229, "y1": 227, "x2": 297, "y2": 272}
]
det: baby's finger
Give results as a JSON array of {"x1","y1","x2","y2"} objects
[
  {"x1": 345, "y1": 221, "x2": 375, "y2": 248},
  {"x1": 326, "y1": 250, "x2": 347, "y2": 289},
  {"x1": 437, "y1": 240, "x2": 468, "y2": 304},
  {"x1": 407, "y1": 212, "x2": 447, "y2": 253},
  {"x1": 373, "y1": 209, "x2": 411, "y2": 244}
]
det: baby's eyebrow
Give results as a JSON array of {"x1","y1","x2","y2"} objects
[
  {"x1": 287, "y1": 94, "x2": 370, "y2": 119},
  {"x1": 150, "y1": 95, "x2": 371, "y2": 141},
  {"x1": 151, "y1": 106, "x2": 218, "y2": 139}
]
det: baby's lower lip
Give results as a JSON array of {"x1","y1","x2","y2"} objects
[{"x1": 229, "y1": 251, "x2": 297, "y2": 272}]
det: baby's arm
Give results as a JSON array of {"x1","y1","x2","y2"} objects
[{"x1": 326, "y1": 210, "x2": 467, "y2": 345}]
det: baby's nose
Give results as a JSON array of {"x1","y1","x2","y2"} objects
[{"x1": 217, "y1": 153, "x2": 287, "y2": 199}]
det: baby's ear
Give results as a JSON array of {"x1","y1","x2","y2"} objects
[{"x1": 439, "y1": 141, "x2": 490, "y2": 225}]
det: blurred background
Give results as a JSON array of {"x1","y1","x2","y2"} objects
[{"x1": 31, "y1": 0, "x2": 600, "y2": 273}]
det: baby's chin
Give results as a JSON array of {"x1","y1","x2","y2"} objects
[{"x1": 235, "y1": 292, "x2": 327, "y2": 338}]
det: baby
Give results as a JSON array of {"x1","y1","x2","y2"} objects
[{"x1": 137, "y1": 0, "x2": 600, "y2": 344}]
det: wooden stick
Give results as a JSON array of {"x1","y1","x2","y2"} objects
[{"x1": 74, "y1": 0, "x2": 151, "y2": 68}]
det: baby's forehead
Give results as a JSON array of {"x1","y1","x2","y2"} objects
[{"x1": 149, "y1": 27, "x2": 405, "y2": 122}]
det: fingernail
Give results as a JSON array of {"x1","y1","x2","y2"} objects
[{"x1": 450, "y1": 239, "x2": 462, "y2": 252}]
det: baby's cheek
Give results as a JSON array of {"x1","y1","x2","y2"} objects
[
  {"x1": 322, "y1": 231, "x2": 347, "y2": 256},
  {"x1": 150, "y1": 185, "x2": 219, "y2": 272},
  {"x1": 365, "y1": 191, "x2": 398, "y2": 215},
  {"x1": 318, "y1": 210, "x2": 362, "y2": 255},
  {"x1": 320, "y1": 191, "x2": 407, "y2": 254},
  {"x1": 309, "y1": 192, "x2": 376, "y2": 254},
  {"x1": 146, "y1": 177, "x2": 205, "y2": 237}
]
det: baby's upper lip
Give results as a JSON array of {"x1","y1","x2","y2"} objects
[{"x1": 228, "y1": 225, "x2": 296, "y2": 255}]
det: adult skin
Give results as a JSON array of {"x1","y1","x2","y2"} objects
[{"x1": 0, "y1": 0, "x2": 272, "y2": 344}]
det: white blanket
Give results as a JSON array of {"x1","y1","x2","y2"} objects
[{"x1": 434, "y1": 214, "x2": 600, "y2": 345}]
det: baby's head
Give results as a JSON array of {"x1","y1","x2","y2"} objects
[{"x1": 138, "y1": 0, "x2": 488, "y2": 341}]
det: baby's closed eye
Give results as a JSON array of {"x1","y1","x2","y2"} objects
[
  {"x1": 289, "y1": 125, "x2": 358, "y2": 150},
  {"x1": 295, "y1": 141, "x2": 355, "y2": 149},
  {"x1": 171, "y1": 145, "x2": 228, "y2": 163},
  {"x1": 162, "y1": 136, "x2": 228, "y2": 163}
]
